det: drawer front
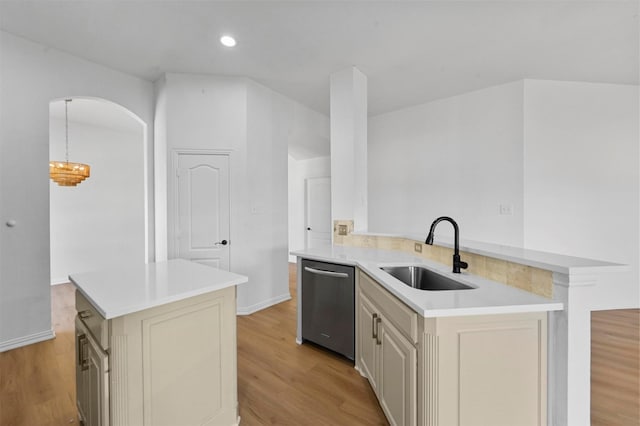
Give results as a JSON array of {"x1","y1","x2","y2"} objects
[
  {"x1": 75, "y1": 290, "x2": 109, "y2": 350},
  {"x1": 358, "y1": 271, "x2": 418, "y2": 344}
]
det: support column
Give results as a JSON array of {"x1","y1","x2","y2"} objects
[
  {"x1": 330, "y1": 67, "x2": 368, "y2": 233},
  {"x1": 549, "y1": 272, "x2": 597, "y2": 425}
]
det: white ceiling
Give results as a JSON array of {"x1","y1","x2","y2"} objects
[{"x1": 1, "y1": 1, "x2": 638, "y2": 117}]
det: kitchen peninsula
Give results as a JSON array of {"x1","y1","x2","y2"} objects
[
  {"x1": 293, "y1": 234, "x2": 627, "y2": 426},
  {"x1": 70, "y1": 259, "x2": 248, "y2": 426}
]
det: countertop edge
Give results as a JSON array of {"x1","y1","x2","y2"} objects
[
  {"x1": 72, "y1": 275, "x2": 248, "y2": 320},
  {"x1": 71, "y1": 280, "x2": 109, "y2": 318},
  {"x1": 290, "y1": 250, "x2": 359, "y2": 265},
  {"x1": 70, "y1": 260, "x2": 249, "y2": 320},
  {"x1": 350, "y1": 232, "x2": 629, "y2": 274},
  {"x1": 414, "y1": 303, "x2": 564, "y2": 318}
]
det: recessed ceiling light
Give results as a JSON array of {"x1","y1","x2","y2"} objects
[{"x1": 220, "y1": 35, "x2": 236, "y2": 47}]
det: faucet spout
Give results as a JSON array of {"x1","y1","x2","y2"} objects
[{"x1": 425, "y1": 216, "x2": 468, "y2": 273}]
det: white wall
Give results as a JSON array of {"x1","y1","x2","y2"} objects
[
  {"x1": 0, "y1": 31, "x2": 154, "y2": 351},
  {"x1": 523, "y1": 80, "x2": 639, "y2": 309},
  {"x1": 288, "y1": 155, "x2": 331, "y2": 262},
  {"x1": 49, "y1": 114, "x2": 145, "y2": 284},
  {"x1": 243, "y1": 80, "x2": 290, "y2": 313},
  {"x1": 156, "y1": 73, "x2": 324, "y2": 314},
  {"x1": 155, "y1": 72, "x2": 248, "y2": 300},
  {"x1": 368, "y1": 79, "x2": 639, "y2": 310},
  {"x1": 155, "y1": 72, "x2": 247, "y2": 265},
  {"x1": 288, "y1": 107, "x2": 330, "y2": 160},
  {"x1": 368, "y1": 81, "x2": 525, "y2": 246}
]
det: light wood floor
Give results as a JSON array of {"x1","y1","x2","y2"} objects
[
  {"x1": 0, "y1": 264, "x2": 637, "y2": 425},
  {"x1": 0, "y1": 283, "x2": 78, "y2": 426},
  {"x1": 236, "y1": 264, "x2": 386, "y2": 425},
  {"x1": 591, "y1": 308, "x2": 640, "y2": 426}
]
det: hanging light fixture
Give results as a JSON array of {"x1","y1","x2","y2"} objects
[{"x1": 49, "y1": 99, "x2": 90, "y2": 186}]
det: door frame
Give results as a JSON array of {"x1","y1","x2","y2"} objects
[
  {"x1": 169, "y1": 149, "x2": 232, "y2": 261},
  {"x1": 304, "y1": 176, "x2": 331, "y2": 249}
]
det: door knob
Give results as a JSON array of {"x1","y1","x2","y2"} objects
[{"x1": 215, "y1": 239, "x2": 228, "y2": 246}]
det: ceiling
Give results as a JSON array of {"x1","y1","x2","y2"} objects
[{"x1": 1, "y1": 1, "x2": 638, "y2": 118}]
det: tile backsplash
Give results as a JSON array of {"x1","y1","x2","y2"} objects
[{"x1": 333, "y1": 220, "x2": 553, "y2": 298}]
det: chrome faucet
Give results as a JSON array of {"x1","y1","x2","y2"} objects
[{"x1": 425, "y1": 216, "x2": 468, "y2": 273}]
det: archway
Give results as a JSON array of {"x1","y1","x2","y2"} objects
[{"x1": 49, "y1": 97, "x2": 148, "y2": 283}]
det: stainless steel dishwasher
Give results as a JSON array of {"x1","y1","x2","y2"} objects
[{"x1": 301, "y1": 259, "x2": 355, "y2": 360}]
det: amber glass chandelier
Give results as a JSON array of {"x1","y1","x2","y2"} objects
[{"x1": 49, "y1": 99, "x2": 90, "y2": 186}]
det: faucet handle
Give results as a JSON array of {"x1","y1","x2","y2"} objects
[{"x1": 452, "y1": 254, "x2": 468, "y2": 273}]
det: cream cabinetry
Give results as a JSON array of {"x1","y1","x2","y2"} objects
[
  {"x1": 357, "y1": 271, "x2": 418, "y2": 426},
  {"x1": 75, "y1": 285, "x2": 239, "y2": 426},
  {"x1": 356, "y1": 292, "x2": 378, "y2": 393},
  {"x1": 420, "y1": 312, "x2": 547, "y2": 426},
  {"x1": 356, "y1": 270, "x2": 548, "y2": 426},
  {"x1": 75, "y1": 317, "x2": 109, "y2": 426}
]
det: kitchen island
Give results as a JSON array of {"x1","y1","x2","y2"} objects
[{"x1": 70, "y1": 259, "x2": 248, "y2": 426}]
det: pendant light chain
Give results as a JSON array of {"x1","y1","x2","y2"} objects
[{"x1": 65, "y1": 99, "x2": 71, "y2": 164}]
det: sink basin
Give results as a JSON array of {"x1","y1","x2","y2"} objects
[{"x1": 380, "y1": 266, "x2": 475, "y2": 291}]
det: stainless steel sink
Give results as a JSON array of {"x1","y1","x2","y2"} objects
[{"x1": 380, "y1": 266, "x2": 475, "y2": 291}]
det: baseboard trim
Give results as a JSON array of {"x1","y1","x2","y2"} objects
[
  {"x1": 354, "y1": 365, "x2": 367, "y2": 378},
  {"x1": 237, "y1": 292, "x2": 291, "y2": 316},
  {"x1": 0, "y1": 329, "x2": 56, "y2": 353}
]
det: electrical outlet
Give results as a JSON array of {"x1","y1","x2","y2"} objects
[
  {"x1": 414, "y1": 242, "x2": 422, "y2": 253},
  {"x1": 338, "y1": 225, "x2": 348, "y2": 236},
  {"x1": 499, "y1": 204, "x2": 514, "y2": 216}
]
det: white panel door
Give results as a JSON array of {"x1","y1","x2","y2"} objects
[
  {"x1": 305, "y1": 177, "x2": 331, "y2": 249},
  {"x1": 176, "y1": 153, "x2": 230, "y2": 270}
]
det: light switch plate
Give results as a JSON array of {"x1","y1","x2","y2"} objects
[{"x1": 414, "y1": 242, "x2": 422, "y2": 253}]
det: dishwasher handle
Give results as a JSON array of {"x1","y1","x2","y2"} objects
[{"x1": 304, "y1": 266, "x2": 349, "y2": 279}]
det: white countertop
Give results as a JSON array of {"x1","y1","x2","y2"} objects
[
  {"x1": 354, "y1": 231, "x2": 628, "y2": 275},
  {"x1": 70, "y1": 259, "x2": 248, "y2": 319},
  {"x1": 292, "y1": 246, "x2": 563, "y2": 317}
]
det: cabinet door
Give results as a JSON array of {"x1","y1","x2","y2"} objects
[
  {"x1": 433, "y1": 314, "x2": 547, "y2": 426},
  {"x1": 76, "y1": 318, "x2": 109, "y2": 426},
  {"x1": 76, "y1": 321, "x2": 89, "y2": 424},
  {"x1": 357, "y1": 292, "x2": 380, "y2": 393},
  {"x1": 85, "y1": 336, "x2": 109, "y2": 426},
  {"x1": 379, "y1": 319, "x2": 417, "y2": 426},
  {"x1": 140, "y1": 292, "x2": 237, "y2": 426}
]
